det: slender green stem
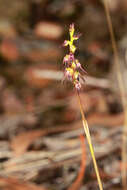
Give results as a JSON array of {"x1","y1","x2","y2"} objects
[
  {"x1": 102, "y1": 0, "x2": 127, "y2": 188},
  {"x1": 76, "y1": 90, "x2": 103, "y2": 190}
]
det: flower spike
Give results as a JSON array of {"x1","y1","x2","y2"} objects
[{"x1": 62, "y1": 23, "x2": 86, "y2": 91}]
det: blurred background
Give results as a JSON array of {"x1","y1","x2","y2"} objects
[{"x1": 0, "y1": 0, "x2": 127, "y2": 189}]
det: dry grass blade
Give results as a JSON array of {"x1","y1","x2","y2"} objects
[{"x1": 102, "y1": 0, "x2": 127, "y2": 188}]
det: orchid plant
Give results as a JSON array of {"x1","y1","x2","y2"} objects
[{"x1": 62, "y1": 24, "x2": 103, "y2": 190}]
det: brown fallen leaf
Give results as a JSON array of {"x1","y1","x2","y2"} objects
[
  {"x1": 0, "y1": 177, "x2": 48, "y2": 190},
  {"x1": 10, "y1": 125, "x2": 79, "y2": 156},
  {"x1": 11, "y1": 130, "x2": 45, "y2": 156},
  {"x1": 88, "y1": 112, "x2": 124, "y2": 127}
]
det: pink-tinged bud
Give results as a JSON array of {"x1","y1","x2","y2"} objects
[
  {"x1": 75, "y1": 59, "x2": 87, "y2": 74},
  {"x1": 76, "y1": 59, "x2": 81, "y2": 68},
  {"x1": 69, "y1": 53, "x2": 74, "y2": 61},
  {"x1": 73, "y1": 33, "x2": 82, "y2": 40},
  {"x1": 69, "y1": 23, "x2": 74, "y2": 32},
  {"x1": 63, "y1": 40, "x2": 69, "y2": 47},
  {"x1": 65, "y1": 70, "x2": 70, "y2": 77},
  {"x1": 75, "y1": 81, "x2": 81, "y2": 90},
  {"x1": 65, "y1": 67, "x2": 73, "y2": 80},
  {"x1": 63, "y1": 54, "x2": 69, "y2": 63}
]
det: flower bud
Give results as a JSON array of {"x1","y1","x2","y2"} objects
[
  {"x1": 74, "y1": 71, "x2": 79, "y2": 81},
  {"x1": 69, "y1": 53, "x2": 74, "y2": 61},
  {"x1": 75, "y1": 59, "x2": 81, "y2": 68},
  {"x1": 69, "y1": 23, "x2": 74, "y2": 36},
  {"x1": 74, "y1": 81, "x2": 81, "y2": 90},
  {"x1": 73, "y1": 33, "x2": 82, "y2": 41},
  {"x1": 70, "y1": 44, "x2": 76, "y2": 53},
  {"x1": 65, "y1": 67, "x2": 74, "y2": 79},
  {"x1": 71, "y1": 62, "x2": 77, "y2": 69},
  {"x1": 63, "y1": 54, "x2": 69, "y2": 63},
  {"x1": 63, "y1": 40, "x2": 69, "y2": 47}
]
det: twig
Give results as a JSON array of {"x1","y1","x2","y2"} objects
[{"x1": 68, "y1": 135, "x2": 86, "y2": 190}]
